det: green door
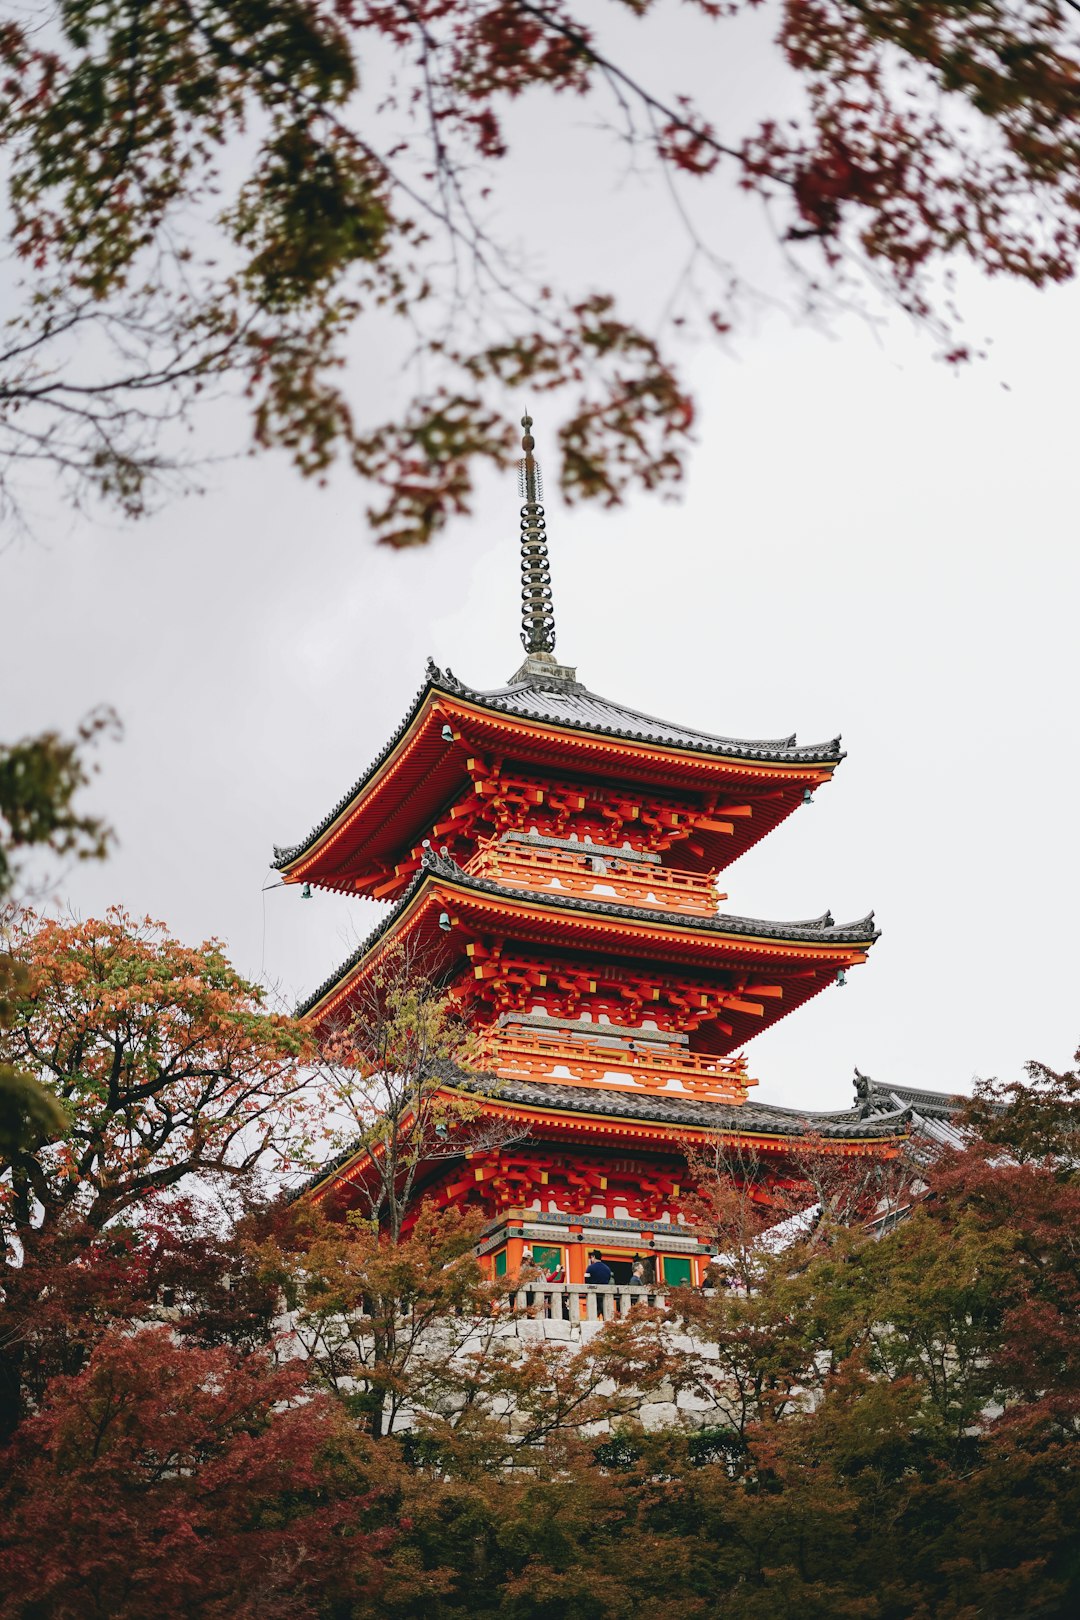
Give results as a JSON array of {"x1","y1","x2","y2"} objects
[{"x1": 661, "y1": 1254, "x2": 694, "y2": 1287}]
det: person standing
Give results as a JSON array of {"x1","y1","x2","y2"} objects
[
  {"x1": 583, "y1": 1250, "x2": 612, "y2": 1284},
  {"x1": 583, "y1": 1249, "x2": 613, "y2": 1319}
]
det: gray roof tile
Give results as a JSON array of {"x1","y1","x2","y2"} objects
[
  {"x1": 286, "y1": 1062, "x2": 912, "y2": 1200},
  {"x1": 452, "y1": 1069, "x2": 911, "y2": 1140}
]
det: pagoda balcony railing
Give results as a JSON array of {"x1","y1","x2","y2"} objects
[
  {"x1": 476, "y1": 1024, "x2": 752, "y2": 1102},
  {"x1": 466, "y1": 838, "x2": 722, "y2": 917},
  {"x1": 504, "y1": 1281, "x2": 670, "y2": 1321}
]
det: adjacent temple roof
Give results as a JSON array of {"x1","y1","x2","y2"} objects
[
  {"x1": 856, "y1": 1069, "x2": 971, "y2": 1152},
  {"x1": 296, "y1": 848, "x2": 878, "y2": 1021}
]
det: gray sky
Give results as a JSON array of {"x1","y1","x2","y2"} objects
[{"x1": 4, "y1": 8, "x2": 1078, "y2": 1115}]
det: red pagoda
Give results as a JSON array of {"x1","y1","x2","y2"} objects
[{"x1": 276, "y1": 420, "x2": 906, "y2": 1285}]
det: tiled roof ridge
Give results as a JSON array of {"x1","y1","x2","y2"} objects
[
  {"x1": 421, "y1": 848, "x2": 876, "y2": 939},
  {"x1": 273, "y1": 659, "x2": 844, "y2": 869},
  {"x1": 446, "y1": 1064, "x2": 912, "y2": 1137},
  {"x1": 450, "y1": 662, "x2": 843, "y2": 759},
  {"x1": 295, "y1": 849, "x2": 878, "y2": 1017},
  {"x1": 284, "y1": 1061, "x2": 913, "y2": 1200}
]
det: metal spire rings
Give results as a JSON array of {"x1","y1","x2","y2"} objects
[{"x1": 518, "y1": 415, "x2": 556, "y2": 655}]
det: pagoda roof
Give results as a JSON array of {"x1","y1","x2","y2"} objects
[
  {"x1": 434, "y1": 664, "x2": 841, "y2": 764},
  {"x1": 297, "y1": 849, "x2": 878, "y2": 1024},
  {"x1": 449, "y1": 1070, "x2": 911, "y2": 1142},
  {"x1": 289, "y1": 1061, "x2": 912, "y2": 1204},
  {"x1": 273, "y1": 661, "x2": 844, "y2": 885}
]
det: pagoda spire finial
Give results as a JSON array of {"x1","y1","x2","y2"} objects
[
  {"x1": 518, "y1": 415, "x2": 555, "y2": 656},
  {"x1": 507, "y1": 416, "x2": 577, "y2": 686}
]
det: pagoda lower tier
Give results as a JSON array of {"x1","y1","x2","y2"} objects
[{"x1": 304, "y1": 1070, "x2": 910, "y2": 1287}]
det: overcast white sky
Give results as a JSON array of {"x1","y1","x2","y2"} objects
[{"x1": 4, "y1": 6, "x2": 1078, "y2": 1115}]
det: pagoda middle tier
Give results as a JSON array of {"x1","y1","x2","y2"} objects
[{"x1": 282, "y1": 661, "x2": 877, "y2": 1107}]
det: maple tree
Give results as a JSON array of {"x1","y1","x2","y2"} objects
[
  {"x1": 0, "y1": 712, "x2": 119, "y2": 1169},
  {"x1": 1, "y1": 2, "x2": 1080, "y2": 540},
  {"x1": 0, "y1": 907, "x2": 312, "y2": 1243},
  {"x1": 0, "y1": 1325, "x2": 393, "y2": 1620},
  {"x1": 261, "y1": 1198, "x2": 675, "y2": 1449},
  {"x1": 313, "y1": 940, "x2": 519, "y2": 1241},
  {"x1": 0, "y1": 906, "x2": 312, "y2": 1436},
  {"x1": 261, "y1": 1201, "x2": 497, "y2": 1439},
  {"x1": 0, "y1": 1043, "x2": 1077, "y2": 1616}
]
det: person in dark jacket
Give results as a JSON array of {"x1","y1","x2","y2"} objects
[{"x1": 583, "y1": 1251, "x2": 612, "y2": 1285}]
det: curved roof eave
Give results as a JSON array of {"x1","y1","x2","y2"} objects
[
  {"x1": 286, "y1": 1062, "x2": 912, "y2": 1202},
  {"x1": 296, "y1": 850, "x2": 878, "y2": 1018},
  {"x1": 274, "y1": 660, "x2": 846, "y2": 871}
]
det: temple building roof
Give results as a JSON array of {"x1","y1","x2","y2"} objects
[
  {"x1": 419, "y1": 848, "x2": 876, "y2": 943},
  {"x1": 289, "y1": 1060, "x2": 916, "y2": 1205},
  {"x1": 856, "y1": 1070, "x2": 972, "y2": 1153},
  {"x1": 447, "y1": 1069, "x2": 911, "y2": 1141}
]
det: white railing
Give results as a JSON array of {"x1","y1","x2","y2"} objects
[{"x1": 505, "y1": 1281, "x2": 669, "y2": 1320}]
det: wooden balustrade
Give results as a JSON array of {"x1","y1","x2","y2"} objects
[
  {"x1": 467, "y1": 841, "x2": 721, "y2": 917},
  {"x1": 477, "y1": 1027, "x2": 751, "y2": 1100}
]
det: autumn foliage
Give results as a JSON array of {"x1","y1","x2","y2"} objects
[
  {"x1": 0, "y1": 1331, "x2": 388, "y2": 1620},
  {"x1": 1, "y1": 906, "x2": 1080, "y2": 1615}
]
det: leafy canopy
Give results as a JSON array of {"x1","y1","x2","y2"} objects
[
  {"x1": 0, "y1": 712, "x2": 120, "y2": 1163},
  {"x1": 3, "y1": 2, "x2": 1080, "y2": 537},
  {"x1": 0, "y1": 906, "x2": 312, "y2": 1246}
]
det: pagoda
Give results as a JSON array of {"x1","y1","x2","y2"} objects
[{"x1": 276, "y1": 420, "x2": 906, "y2": 1286}]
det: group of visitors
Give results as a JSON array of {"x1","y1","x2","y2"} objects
[
  {"x1": 514, "y1": 1248, "x2": 657, "y2": 1323},
  {"x1": 520, "y1": 1248, "x2": 653, "y2": 1288}
]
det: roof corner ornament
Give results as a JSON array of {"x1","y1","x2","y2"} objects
[
  {"x1": 853, "y1": 1068, "x2": 874, "y2": 1115},
  {"x1": 508, "y1": 415, "x2": 578, "y2": 687}
]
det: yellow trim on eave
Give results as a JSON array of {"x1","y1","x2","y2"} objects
[
  {"x1": 440, "y1": 876, "x2": 873, "y2": 957},
  {"x1": 296, "y1": 1084, "x2": 904, "y2": 1202}
]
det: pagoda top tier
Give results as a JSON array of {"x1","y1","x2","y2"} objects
[{"x1": 273, "y1": 658, "x2": 845, "y2": 898}]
